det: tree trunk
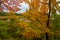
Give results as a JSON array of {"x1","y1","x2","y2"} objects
[
  {"x1": 45, "y1": 0, "x2": 51, "y2": 40},
  {"x1": 45, "y1": 33, "x2": 49, "y2": 40}
]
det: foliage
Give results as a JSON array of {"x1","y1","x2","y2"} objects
[
  {"x1": 0, "y1": 0, "x2": 60, "y2": 40},
  {"x1": 0, "y1": 0, "x2": 22, "y2": 12}
]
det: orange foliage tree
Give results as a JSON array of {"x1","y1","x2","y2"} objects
[{"x1": 21, "y1": 0, "x2": 59, "y2": 40}]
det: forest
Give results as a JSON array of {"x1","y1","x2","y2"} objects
[{"x1": 0, "y1": 0, "x2": 60, "y2": 40}]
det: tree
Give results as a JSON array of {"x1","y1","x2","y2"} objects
[
  {"x1": 23, "y1": 0, "x2": 49, "y2": 40},
  {"x1": 0, "y1": 0, "x2": 23, "y2": 12},
  {"x1": 22, "y1": 0, "x2": 60, "y2": 40}
]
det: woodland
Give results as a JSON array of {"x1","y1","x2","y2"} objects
[{"x1": 0, "y1": 0, "x2": 60, "y2": 40}]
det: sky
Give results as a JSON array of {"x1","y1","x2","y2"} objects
[{"x1": 16, "y1": 2, "x2": 29, "y2": 13}]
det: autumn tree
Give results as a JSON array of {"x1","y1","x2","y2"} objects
[
  {"x1": 23, "y1": 0, "x2": 49, "y2": 40},
  {"x1": 22, "y1": 0, "x2": 60, "y2": 40}
]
